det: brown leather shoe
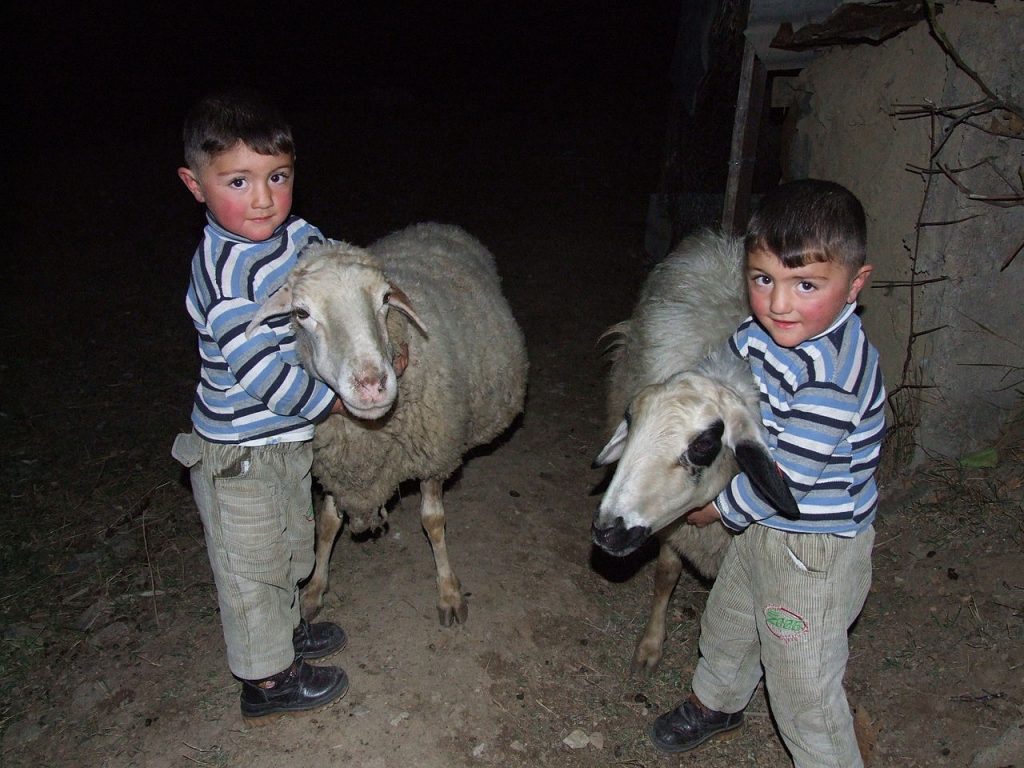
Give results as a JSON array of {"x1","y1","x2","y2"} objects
[{"x1": 240, "y1": 657, "x2": 348, "y2": 719}]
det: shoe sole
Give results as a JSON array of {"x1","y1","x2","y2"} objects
[
  {"x1": 241, "y1": 678, "x2": 350, "y2": 723},
  {"x1": 298, "y1": 634, "x2": 348, "y2": 661},
  {"x1": 648, "y1": 718, "x2": 743, "y2": 754}
]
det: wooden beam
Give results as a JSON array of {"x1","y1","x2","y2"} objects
[{"x1": 722, "y1": 38, "x2": 767, "y2": 235}]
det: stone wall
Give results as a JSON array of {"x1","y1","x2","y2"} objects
[{"x1": 785, "y1": 0, "x2": 1023, "y2": 468}]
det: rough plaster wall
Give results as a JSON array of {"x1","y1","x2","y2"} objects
[{"x1": 786, "y1": 0, "x2": 1023, "y2": 466}]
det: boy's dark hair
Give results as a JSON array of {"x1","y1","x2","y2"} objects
[
  {"x1": 182, "y1": 90, "x2": 295, "y2": 170},
  {"x1": 744, "y1": 179, "x2": 867, "y2": 269}
]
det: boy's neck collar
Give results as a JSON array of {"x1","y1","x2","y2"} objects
[{"x1": 205, "y1": 211, "x2": 292, "y2": 244}]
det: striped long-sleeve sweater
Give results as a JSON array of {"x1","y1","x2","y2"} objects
[
  {"x1": 184, "y1": 213, "x2": 337, "y2": 445},
  {"x1": 715, "y1": 303, "x2": 886, "y2": 536}
]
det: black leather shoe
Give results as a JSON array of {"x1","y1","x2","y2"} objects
[
  {"x1": 240, "y1": 657, "x2": 349, "y2": 719},
  {"x1": 649, "y1": 695, "x2": 744, "y2": 753},
  {"x1": 293, "y1": 618, "x2": 348, "y2": 660}
]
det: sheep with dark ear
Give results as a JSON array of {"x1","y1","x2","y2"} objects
[
  {"x1": 248, "y1": 223, "x2": 528, "y2": 626},
  {"x1": 592, "y1": 230, "x2": 797, "y2": 675}
]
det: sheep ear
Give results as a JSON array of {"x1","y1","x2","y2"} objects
[
  {"x1": 719, "y1": 400, "x2": 799, "y2": 519},
  {"x1": 246, "y1": 284, "x2": 294, "y2": 338},
  {"x1": 592, "y1": 419, "x2": 628, "y2": 468},
  {"x1": 734, "y1": 442, "x2": 801, "y2": 520},
  {"x1": 387, "y1": 284, "x2": 429, "y2": 336}
]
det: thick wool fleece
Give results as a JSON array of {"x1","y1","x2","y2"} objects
[{"x1": 311, "y1": 223, "x2": 528, "y2": 521}]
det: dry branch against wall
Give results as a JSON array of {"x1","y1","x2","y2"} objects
[
  {"x1": 922, "y1": 0, "x2": 1024, "y2": 269},
  {"x1": 876, "y1": 3, "x2": 1024, "y2": 465},
  {"x1": 896, "y1": 98, "x2": 1024, "y2": 270},
  {"x1": 876, "y1": 100, "x2": 949, "y2": 469},
  {"x1": 924, "y1": 0, "x2": 1024, "y2": 121}
]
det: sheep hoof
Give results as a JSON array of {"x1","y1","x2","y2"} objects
[
  {"x1": 300, "y1": 592, "x2": 324, "y2": 622},
  {"x1": 437, "y1": 598, "x2": 469, "y2": 627},
  {"x1": 629, "y1": 648, "x2": 663, "y2": 677}
]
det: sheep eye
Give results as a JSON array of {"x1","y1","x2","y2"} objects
[
  {"x1": 292, "y1": 308, "x2": 310, "y2": 320},
  {"x1": 382, "y1": 292, "x2": 392, "y2": 305},
  {"x1": 685, "y1": 420, "x2": 725, "y2": 467}
]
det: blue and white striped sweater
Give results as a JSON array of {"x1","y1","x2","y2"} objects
[
  {"x1": 185, "y1": 214, "x2": 336, "y2": 445},
  {"x1": 716, "y1": 303, "x2": 886, "y2": 536}
]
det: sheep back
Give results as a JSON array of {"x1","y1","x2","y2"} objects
[{"x1": 604, "y1": 230, "x2": 746, "y2": 436}]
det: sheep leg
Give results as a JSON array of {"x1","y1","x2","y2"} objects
[
  {"x1": 630, "y1": 538, "x2": 683, "y2": 675},
  {"x1": 300, "y1": 493, "x2": 343, "y2": 621},
  {"x1": 420, "y1": 478, "x2": 467, "y2": 626}
]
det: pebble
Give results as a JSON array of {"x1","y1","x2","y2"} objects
[
  {"x1": 389, "y1": 711, "x2": 410, "y2": 726},
  {"x1": 562, "y1": 729, "x2": 589, "y2": 749}
]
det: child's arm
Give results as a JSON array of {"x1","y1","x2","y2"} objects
[
  {"x1": 207, "y1": 295, "x2": 337, "y2": 422},
  {"x1": 717, "y1": 378, "x2": 883, "y2": 530},
  {"x1": 191, "y1": 235, "x2": 330, "y2": 422}
]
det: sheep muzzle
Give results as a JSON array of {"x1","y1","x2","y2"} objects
[{"x1": 591, "y1": 512, "x2": 651, "y2": 557}]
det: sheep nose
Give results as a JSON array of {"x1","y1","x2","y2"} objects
[
  {"x1": 354, "y1": 372, "x2": 389, "y2": 399},
  {"x1": 591, "y1": 512, "x2": 626, "y2": 545},
  {"x1": 591, "y1": 511, "x2": 650, "y2": 557}
]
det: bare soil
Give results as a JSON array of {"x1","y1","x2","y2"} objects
[{"x1": 4, "y1": 10, "x2": 1024, "y2": 766}]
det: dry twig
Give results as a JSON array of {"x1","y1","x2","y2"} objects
[
  {"x1": 951, "y1": 690, "x2": 1005, "y2": 705},
  {"x1": 924, "y1": 0, "x2": 1024, "y2": 120}
]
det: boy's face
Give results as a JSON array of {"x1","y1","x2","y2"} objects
[
  {"x1": 178, "y1": 142, "x2": 294, "y2": 242},
  {"x1": 746, "y1": 248, "x2": 872, "y2": 348}
]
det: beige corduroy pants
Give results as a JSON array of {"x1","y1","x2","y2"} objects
[
  {"x1": 692, "y1": 523, "x2": 874, "y2": 768},
  {"x1": 173, "y1": 432, "x2": 316, "y2": 680}
]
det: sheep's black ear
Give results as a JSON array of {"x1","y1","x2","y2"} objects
[
  {"x1": 686, "y1": 420, "x2": 724, "y2": 467},
  {"x1": 734, "y1": 442, "x2": 800, "y2": 520}
]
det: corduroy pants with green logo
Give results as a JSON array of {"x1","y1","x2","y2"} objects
[
  {"x1": 173, "y1": 432, "x2": 317, "y2": 681},
  {"x1": 691, "y1": 523, "x2": 874, "y2": 767}
]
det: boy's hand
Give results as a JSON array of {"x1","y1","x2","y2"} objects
[
  {"x1": 393, "y1": 342, "x2": 409, "y2": 378},
  {"x1": 685, "y1": 502, "x2": 720, "y2": 527}
]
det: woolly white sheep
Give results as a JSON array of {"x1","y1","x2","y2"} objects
[
  {"x1": 248, "y1": 223, "x2": 528, "y2": 626},
  {"x1": 591, "y1": 230, "x2": 797, "y2": 673}
]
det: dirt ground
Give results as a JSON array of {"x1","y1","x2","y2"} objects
[{"x1": 4, "y1": 8, "x2": 1024, "y2": 767}]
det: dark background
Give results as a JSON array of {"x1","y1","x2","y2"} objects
[
  {"x1": 11, "y1": 1, "x2": 688, "y2": 243},
  {"x1": 11, "y1": 1, "x2": 741, "y2": 364},
  {"x1": 9, "y1": 0, "x2": 785, "y2": 321}
]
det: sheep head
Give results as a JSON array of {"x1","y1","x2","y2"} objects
[
  {"x1": 591, "y1": 370, "x2": 797, "y2": 557},
  {"x1": 246, "y1": 243, "x2": 428, "y2": 421}
]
